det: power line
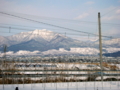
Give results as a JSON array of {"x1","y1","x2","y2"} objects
[
  {"x1": 0, "y1": 22, "x2": 120, "y2": 32},
  {"x1": 0, "y1": 31, "x2": 112, "y2": 39},
  {"x1": 0, "y1": 11, "x2": 98, "y2": 24},
  {"x1": 0, "y1": 23, "x2": 62, "y2": 30},
  {"x1": 0, "y1": 31, "x2": 89, "y2": 37},
  {"x1": 0, "y1": 12, "x2": 97, "y2": 35},
  {"x1": 0, "y1": 25, "x2": 113, "y2": 38},
  {"x1": 0, "y1": 12, "x2": 112, "y2": 38},
  {"x1": 0, "y1": 26, "x2": 33, "y2": 31},
  {"x1": 0, "y1": 27, "x2": 92, "y2": 36},
  {"x1": 101, "y1": 6, "x2": 120, "y2": 17},
  {"x1": 0, "y1": 25, "x2": 92, "y2": 35},
  {"x1": 1, "y1": 11, "x2": 120, "y2": 25}
]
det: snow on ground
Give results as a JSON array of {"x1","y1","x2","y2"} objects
[
  {"x1": 0, "y1": 81, "x2": 120, "y2": 90},
  {"x1": 96, "y1": 76, "x2": 120, "y2": 80},
  {"x1": 116, "y1": 64, "x2": 120, "y2": 69},
  {"x1": 1, "y1": 47, "x2": 120, "y2": 57},
  {"x1": 14, "y1": 63, "x2": 101, "y2": 70}
]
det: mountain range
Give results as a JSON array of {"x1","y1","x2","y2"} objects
[
  {"x1": 0, "y1": 29, "x2": 120, "y2": 56},
  {"x1": 0, "y1": 29, "x2": 95, "y2": 51}
]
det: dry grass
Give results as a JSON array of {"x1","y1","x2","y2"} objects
[
  {"x1": 0, "y1": 76, "x2": 119, "y2": 84},
  {"x1": 102, "y1": 62, "x2": 119, "y2": 70}
]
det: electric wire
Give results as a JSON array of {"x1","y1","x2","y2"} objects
[
  {"x1": 0, "y1": 25, "x2": 113, "y2": 38},
  {"x1": 0, "y1": 12, "x2": 115, "y2": 38},
  {"x1": 1, "y1": 11, "x2": 120, "y2": 25},
  {"x1": 0, "y1": 26, "x2": 91, "y2": 36},
  {"x1": 101, "y1": 6, "x2": 120, "y2": 17}
]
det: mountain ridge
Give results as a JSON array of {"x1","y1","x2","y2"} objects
[
  {"x1": 0, "y1": 29, "x2": 92, "y2": 52},
  {"x1": 0, "y1": 29, "x2": 120, "y2": 56}
]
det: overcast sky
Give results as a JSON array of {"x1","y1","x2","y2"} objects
[{"x1": 0, "y1": 0, "x2": 120, "y2": 40}]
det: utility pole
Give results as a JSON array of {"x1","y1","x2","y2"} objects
[
  {"x1": 2, "y1": 44, "x2": 7, "y2": 90},
  {"x1": 98, "y1": 12, "x2": 103, "y2": 81}
]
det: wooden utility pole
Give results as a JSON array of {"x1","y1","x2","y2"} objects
[
  {"x1": 98, "y1": 12, "x2": 103, "y2": 81},
  {"x1": 2, "y1": 44, "x2": 7, "y2": 90}
]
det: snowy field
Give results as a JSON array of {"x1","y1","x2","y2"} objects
[{"x1": 0, "y1": 81, "x2": 120, "y2": 90}]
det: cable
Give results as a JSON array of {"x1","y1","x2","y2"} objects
[
  {"x1": 1, "y1": 29, "x2": 119, "y2": 41},
  {"x1": 0, "y1": 11, "x2": 98, "y2": 24},
  {"x1": 0, "y1": 25, "x2": 89, "y2": 35},
  {"x1": 0, "y1": 12, "x2": 112, "y2": 38},
  {"x1": 0, "y1": 12, "x2": 97, "y2": 35},
  {"x1": 0, "y1": 26, "x2": 33, "y2": 31},
  {"x1": 101, "y1": 6, "x2": 120, "y2": 17},
  {"x1": 0, "y1": 23, "x2": 64, "y2": 30},
  {"x1": 0, "y1": 28, "x2": 112, "y2": 38},
  {"x1": 1, "y1": 11, "x2": 120, "y2": 25},
  {"x1": 0, "y1": 25, "x2": 94, "y2": 34}
]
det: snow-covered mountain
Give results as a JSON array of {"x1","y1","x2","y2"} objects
[
  {"x1": 7, "y1": 29, "x2": 58, "y2": 45},
  {"x1": 0, "y1": 36, "x2": 10, "y2": 46},
  {"x1": 8, "y1": 29, "x2": 62, "y2": 43},
  {"x1": 0, "y1": 36, "x2": 12, "y2": 49},
  {"x1": 95, "y1": 38, "x2": 120, "y2": 48},
  {"x1": 0, "y1": 29, "x2": 120, "y2": 56},
  {"x1": 0, "y1": 29, "x2": 93, "y2": 52}
]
